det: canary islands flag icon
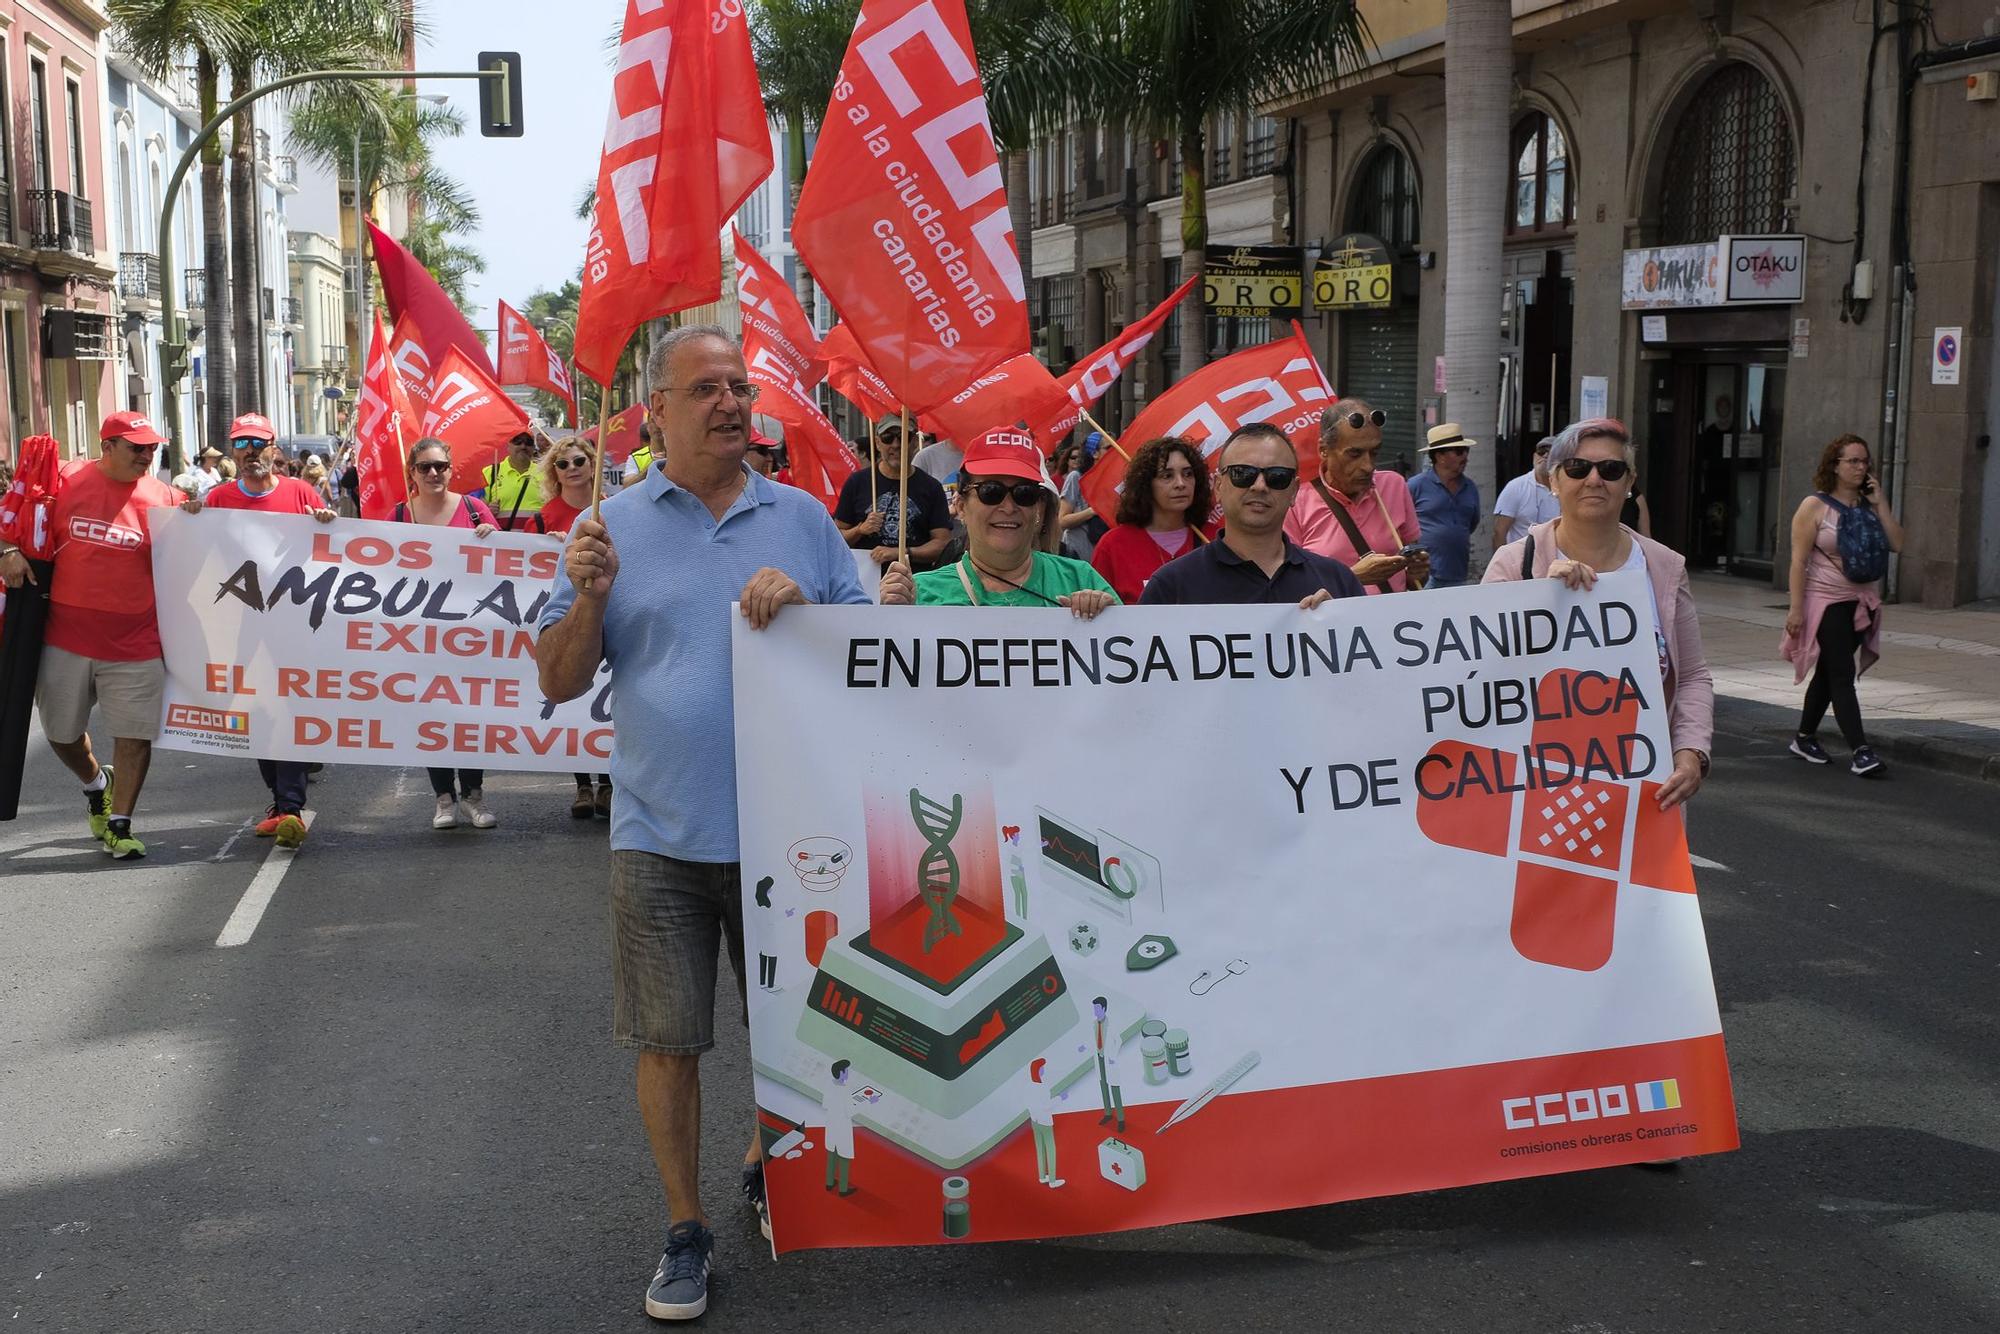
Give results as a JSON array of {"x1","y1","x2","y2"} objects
[{"x1": 1635, "y1": 1079, "x2": 1682, "y2": 1113}]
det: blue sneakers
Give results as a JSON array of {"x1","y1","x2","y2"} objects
[{"x1": 644, "y1": 1220, "x2": 714, "y2": 1321}]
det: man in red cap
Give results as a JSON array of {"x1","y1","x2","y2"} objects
[
  {"x1": 0, "y1": 412, "x2": 183, "y2": 858},
  {"x1": 179, "y1": 413, "x2": 337, "y2": 848}
]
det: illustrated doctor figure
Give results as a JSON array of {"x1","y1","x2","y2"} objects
[
  {"x1": 822, "y1": 1059, "x2": 857, "y2": 1196},
  {"x1": 1027, "y1": 1057, "x2": 1066, "y2": 1188},
  {"x1": 1091, "y1": 996, "x2": 1125, "y2": 1133}
]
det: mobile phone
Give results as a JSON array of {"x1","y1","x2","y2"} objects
[
  {"x1": 1397, "y1": 543, "x2": 1427, "y2": 558},
  {"x1": 1861, "y1": 478, "x2": 1876, "y2": 497}
]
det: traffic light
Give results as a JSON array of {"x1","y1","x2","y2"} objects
[{"x1": 477, "y1": 52, "x2": 523, "y2": 137}]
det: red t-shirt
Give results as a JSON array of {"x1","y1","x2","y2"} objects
[
  {"x1": 203, "y1": 477, "x2": 325, "y2": 515},
  {"x1": 537, "y1": 494, "x2": 585, "y2": 536},
  {"x1": 46, "y1": 461, "x2": 185, "y2": 661},
  {"x1": 1090, "y1": 523, "x2": 1205, "y2": 606}
]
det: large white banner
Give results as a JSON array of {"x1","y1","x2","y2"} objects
[
  {"x1": 151, "y1": 510, "x2": 610, "y2": 769},
  {"x1": 732, "y1": 573, "x2": 1737, "y2": 1252}
]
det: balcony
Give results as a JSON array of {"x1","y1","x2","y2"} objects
[
  {"x1": 185, "y1": 268, "x2": 206, "y2": 310},
  {"x1": 282, "y1": 296, "x2": 303, "y2": 326},
  {"x1": 276, "y1": 155, "x2": 298, "y2": 187},
  {"x1": 256, "y1": 129, "x2": 272, "y2": 164},
  {"x1": 27, "y1": 190, "x2": 94, "y2": 257},
  {"x1": 119, "y1": 252, "x2": 161, "y2": 303},
  {"x1": 321, "y1": 346, "x2": 348, "y2": 376}
]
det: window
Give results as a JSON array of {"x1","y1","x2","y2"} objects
[
  {"x1": 118, "y1": 143, "x2": 135, "y2": 250},
  {"x1": 1348, "y1": 144, "x2": 1420, "y2": 250},
  {"x1": 1159, "y1": 258, "x2": 1181, "y2": 383},
  {"x1": 1244, "y1": 115, "x2": 1280, "y2": 176},
  {"x1": 65, "y1": 80, "x2": 85, "y2": 196},
  {"x1": 29, "y1": 60, "x2": 51, "y2": 194},
  {"x1": 1210, "y1": 110, "x2": 1236, "y2": 185},
  {"x1": 1658, "y1": 62, "x2": 1796, "y2": 243},
  {"x1": 1041, "y1": 274, "x2": 1079, "y2": 363},
  {"x1": 0, "y1": 42, "x2": 11, "y2": 236},
  {"x1": 1509, "y1": 112, "x2": 1573, "y2": 233}
]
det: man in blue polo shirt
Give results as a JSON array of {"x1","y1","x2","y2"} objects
[
  {"x1": 1406, "y1": 422, "x2": 1483, "y2": 588},
  {"x1": 1141, "y1": 422, "x2": 1366, "y2": 607},
  {"x1": 537, "y1": 324, "x2": 865, "y2": 1322}
]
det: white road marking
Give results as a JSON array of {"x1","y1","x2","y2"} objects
[
  {"x1": 215, "y1": 811, "x2": 315, "y2": 948},
  {"x1": 209, "y1": 814, "x2": 257, "y2": 864},
  {"x1": 1690, "y1": 854, "x2": 1731, "y2": 871}
]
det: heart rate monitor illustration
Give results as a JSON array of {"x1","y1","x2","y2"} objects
[{"x1": 1414, "y1": 669, "x2": 1695, "y2": 972}]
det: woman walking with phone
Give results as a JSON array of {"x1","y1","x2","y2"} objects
[{"x1": 1782, "y1": 434, "x2": 1904, "y2": 777}]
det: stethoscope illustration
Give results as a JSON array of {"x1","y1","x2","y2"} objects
[{"x1": 1189, "y1": 958, "x2": 1250, "y2": 996}]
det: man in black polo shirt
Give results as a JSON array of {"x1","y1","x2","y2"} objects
[{"x1": 1142, "y1": 423, "x2": 1366, "y2": 607}]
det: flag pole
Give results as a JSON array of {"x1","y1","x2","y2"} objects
[
  {"x1": 1078, "y1": 407, "x2": 1130, "y2": 462},
  {"x1": 896, "y1": 404, "x2": 910, "y2": 567},
  {"x1": 589, "y1": 375, "x2": 611, "y2": 522}
]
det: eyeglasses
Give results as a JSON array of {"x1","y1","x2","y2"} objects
[
  {"x1": 967, "y1": 479, "x2": 1045, "y2": 507},
  {"x1": 660, "y1": 381, "x2": 761, "y2": 405},
  {"x1": 1556, "y1": 458, "x2": 1632, "y2": 481},
  {"x1": 412, "y1": 460, "x2": 451, "y2": 476},
  {"x1": 117, "y1": 440, "x2": 159, "y2": 453},
  {"x1": 1432, "y1": 446, "x2": 1469, "y2": 457},
  {"x1": 230, "y1": 439, "x2": 268, "y2": 450},
  {"x1": 1220, "y1": 463, "x2": 1299, "y2": 490},
  {"x1": 552, "y1": 456, "x2": 590, "y2": 471},
  {"x1": 1838, "y1": 455, "x2": 1870, "y2": 466},
  {"x1": 1339, "y1": 409, "x2": 1387, "y2": 430}
]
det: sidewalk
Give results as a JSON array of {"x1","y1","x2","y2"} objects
[{"x1": 1692, "y1": 572, "x2": 2000, "y2": 782}]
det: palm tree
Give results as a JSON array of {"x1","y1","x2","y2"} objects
[
  {"x1": 110, "y1": 0, "x2": 253, "y2": 454},
  {"x1": 1444, "y1": 0, "x2": 1510, "y2": 559},
  {"x1": 1057, "y1": 0, "x2": 1371, "y2": 379}
]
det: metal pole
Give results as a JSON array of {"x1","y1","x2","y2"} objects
[{"x1": 155, "y1": 67, "x2": 502, "y2": 472}]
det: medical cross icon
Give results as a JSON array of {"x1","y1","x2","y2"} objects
[{"x1": 1415, "y1": 669, "x2": 1696, "y2": 973}]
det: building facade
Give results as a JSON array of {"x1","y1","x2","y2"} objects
[
  {"x1": 1015, "y1": 1, "x2": 1999, "y2": 605},
  {"x1": 0, "y1": 0, "x2": 120, "y2": 464},
  {"x1": 288, "y1": 228, "x2": 344, "y2": 434}
]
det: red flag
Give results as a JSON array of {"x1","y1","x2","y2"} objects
[
  {"x1": 0, "y1": 434, "x2": 60, "y2": 559},
  {"x1": 924, "y1": 352, "x2": 1077, "y2": 451},
  {"x1": 354, "y1": 312, "x2": 416, "y2": 519},
  {"x1": 820, "y1": 322, "x2": 900, "y2": 424},
  {"x1": 574, "y1": 0, "x2": 772, "y2": 384},
  {"x1": 385, "y1": 313, "x2": 435, "y2": 417},
  {"x1": 760, "y1": 391, "x2": 859, "y2": 512},
  {"x1": 733, "y1": 227, "x2": 825, "y2": 389},
  {"x1": 1059, "y1": 275, "x2": 1198, "y2": 410},
  {"x1": 418, "y1": 348, "x2": 532, "y2": 495},
  {"x1": 583, "y1": 405, "x2": 646, "y2": 466},
  {"x1": 1079, "y1": 324, "x2": 1332, "y2": 525},
  {"x1": 496, "y1": 299, "x2": 577, "y2": 421},
  {"x1": 367, "y1": 219, "x2": 494, "y2": 378},
  {"x1": 792, "y1": 0, "x2": 1027, "y2": 414}
]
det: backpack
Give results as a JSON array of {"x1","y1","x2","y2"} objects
[{"x1": 1815, "y1": 493, "x2": 1889, "y2": 584}]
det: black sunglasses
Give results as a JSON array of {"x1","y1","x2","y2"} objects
[
  {"x1": 1339, "y1": 409, "x2": 1387, "y2": 430},
  {"x1": 552, "y1": 456, "x2": 591, "y2": 471},
  {"x1": 1220, "y1": 463, "x2": 1298, "y2": 490},
  {"x1": 412, "y1": 460, "x2": 451, "y2": 476},
  {"x1": 967, "y1": 479, "x2": 1044, "y2": 507},
  {"x1": 1557, "y1": 457, "x2": 1631, "y2": 481}
]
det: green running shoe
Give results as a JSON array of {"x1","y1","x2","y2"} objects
[
  {"x1": 103, "y1": 819, "x2": 146, "y2": 860},
  {"x1": 84, "y1": 765, "x2": 115, "y2": 843}
]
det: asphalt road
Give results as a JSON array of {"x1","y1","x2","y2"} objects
[{"x1": 3, "y1": 714, "x2": 1995, "y2": 1333}]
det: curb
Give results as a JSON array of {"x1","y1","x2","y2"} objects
[{"x1": 1713, "y1": 695, "x2": 2000, "y2": 785}]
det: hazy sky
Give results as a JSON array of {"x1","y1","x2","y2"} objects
[{"x1": 412, "y1": 0, "x2": 610, "y2": 334}]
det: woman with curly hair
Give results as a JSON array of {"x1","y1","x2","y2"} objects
[{"x1": 1087, "y1": 436, "x2": 1212, "y2": 605}]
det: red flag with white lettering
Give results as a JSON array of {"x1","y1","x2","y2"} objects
[
  {"x1": 385, "y1": 313, "x2": 435, "y2": 418},
  {"x1": 1060, "y1": 275, "x2": 1198, "y2": 411},
  {"x1": 733, "y1": 227, "x2": 825, "y2": 389},
  {"x1": 573, "y1": 0, "x2": 773, "y2": 384},
  {"x1": 419, "y1": 348, "x2": 532, "y2": 495},
  {"x1": 820, "y1": 321, "x2": 900, "y2": 424},
  {"x1": 792, "y1": 0, "x2": 1027, "y2": 414},
  {"x1": 497, "y1": 299, "x2": 577, "y2": 422},
  {"x1": 354, "y1": 312, "x2": 415, "y2": 520},
  {"x1": 1079, "y1": 324, "x2": 1332, "y2": 525},
  {"x1": 368, "y1": 219, "x2": 495, "y2": 378},
  {"x1": 924, "y1": 352, "x2": 1078, "y2": 451}
]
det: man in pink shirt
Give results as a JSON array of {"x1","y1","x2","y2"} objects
[{"x1": 1284, "y1": 400, "x2": 1428, "y2": 593}]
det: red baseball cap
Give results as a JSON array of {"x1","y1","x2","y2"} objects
[
  {"x1": 99, "y1": 410, "x2": 165, "y2": 446},
  {"x1": 227, "y1": 412, "x2": 276, "y2": 442},
  {"x1": 960, "y1": 426, "x2": 1057, "y2": 497}
]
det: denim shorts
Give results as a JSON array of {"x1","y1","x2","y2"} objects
[{"x1": 609, "y1": 850, "x2": 747, "y2": 1054}]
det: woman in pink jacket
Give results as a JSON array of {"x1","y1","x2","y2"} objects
[
  {"x1": 1780, "y1": 434, "x2": 1904, "y2": 777},
  {"x1": 1482, "y1": 417, "x2": 1713, "y2": 810}
]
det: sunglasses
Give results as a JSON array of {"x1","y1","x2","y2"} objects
[
  {"x1": 967, "y1": 479, "x2": 1044, "y2": 507},
  {"x1": 1339, "y1": 409, "x2": 1387, "y2": 430},
  {"x1": 1432, "y1": 446, "x2": 1469, "y2": 457},
  {"x1": 412, "y1": 460, "x2": 451, "y2": 476},
  {"x1": 1220, "y1": 463, "x2": 1298, "y2": 490},
  {"x1": 231, "y1": 439, "x2": 270, "y2": 450},
  {"x1": 552, "y1": 456, "x2": 591, "y2": 471},
  {"x1": 1557, "y1": 458, "x2": 1631, "y2": 481}
]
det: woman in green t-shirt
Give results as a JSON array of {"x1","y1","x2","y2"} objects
[{"x1": 880, "y1": 431, "x2": 1117, "y2": 617}]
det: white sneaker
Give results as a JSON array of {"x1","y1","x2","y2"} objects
[
  {"x1": 432, "y1": 795, "x2": 459, "y2": 829},
  {"x1": 462, "y1": 790, "x2": 497, "y2": 829}
]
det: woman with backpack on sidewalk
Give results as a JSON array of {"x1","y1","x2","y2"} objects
[{"x1": 1782, "y1": 434, "x2": 1905, "y2": 777}]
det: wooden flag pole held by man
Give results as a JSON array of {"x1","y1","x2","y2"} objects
[
  {"x1": 1079, "y1": 407, "x2": 1131, "y2": 463},
  {"x1": 897, "y1": 405, "x2": 910, "y2": 566}
]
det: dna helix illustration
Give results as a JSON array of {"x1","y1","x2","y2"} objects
[{"x1": 909, "y1": 787, "x2": 965, "y2": 952}]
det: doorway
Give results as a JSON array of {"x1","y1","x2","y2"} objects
[
  {"x1": 1499, "y1": 248, "x2": 1574, "y2": 479},
  {"x1": 1646, "y1": 349, "x2": 1786, "y2": 575}
]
